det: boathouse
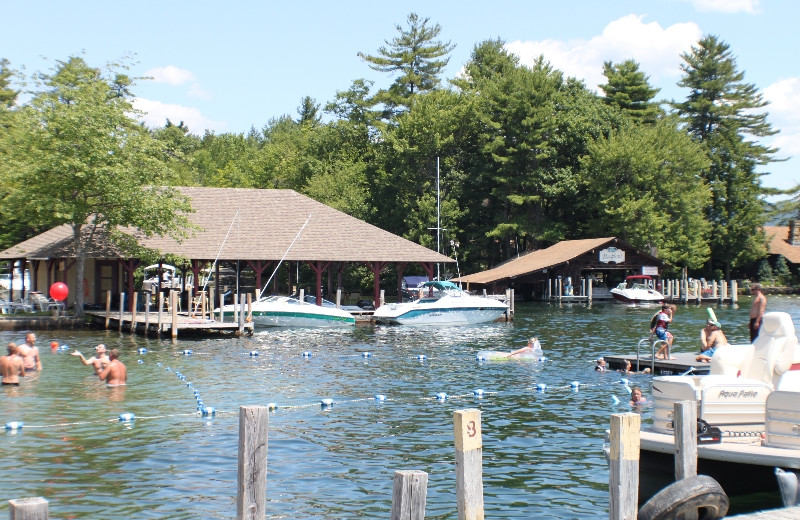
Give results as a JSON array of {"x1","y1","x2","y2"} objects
[
  {"x1": 765, "y1": 223, "x2": 800, "y2": 267},
  {"x1": 0, "y1": 187, "x2": 453, "y2": 310},
  {"x1": 457, "y1": 237, "x2": 667, "y2": 301}
]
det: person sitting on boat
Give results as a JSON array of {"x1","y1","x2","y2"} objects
[
  {"x1": 506, "y1": 338, "x2": 542, "y2": 359},
  {"x1": 696, "y1": 319, "x2": 728, "y2": 363},
  {"x1": 595, "y1": 357, "x2": 607, "y2": 372},
  {"x1": 651, "y1": 304, "x2": 675, "y2": 360},
  {"x1": 630, "y1": 386, "x2": 647, "y2": 406}
]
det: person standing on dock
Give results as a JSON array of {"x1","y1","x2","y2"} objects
[
  {"x1": 98, "y1": 349, "x2": 127, "y2": 386},
  {"x1": 0, "y1": 343, "x2": 25, "y2": 385},
  {"x1": 749, "y1": 283, "x2": 767, "y2": 342},
  {"x1": 71, "y1": 344, "x2": 110, "y2": 374},
  {"x1": 651, "y1": 304, "x2": 674, "y2": 359},
  {"x1": 17, "y1": 332, "x2": 41, "y2": 372}
]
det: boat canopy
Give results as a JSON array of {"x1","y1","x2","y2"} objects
[{"x1": 420, "y1": 280, "x2": 461, "y2": 291}]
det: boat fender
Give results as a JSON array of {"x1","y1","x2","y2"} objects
[
  {"x1": 638, "y1": 474, "x2": 728, "y2": 520},
  {"x1": 776, "y1": 468, "x2": 800, "y2": 507}
]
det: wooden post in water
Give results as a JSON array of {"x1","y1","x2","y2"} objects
[
  {"x1": 721, "y1": 281, "x2": 727, "y2": 303},
  {"x1": 391, "y1": 470, "x2": 428, "y2": 520},
  {"x1": 145, "y1": 294, "x2": 151, "y2": 337},
  {"x1": 219, "y1": 289, "x2": 225, "y2": 323},
  {"x1": 209, "y1": 287, "x2": 215, "y2": 320},
  {"x1": 104, "y1": 290, "x2": 111, "y2": 329},
  {"x1": 453, "y1": 408, "x2": 484, "y2": 520},
  {"x1": 171, "y1": 291, "x2": 178, "y2": 339},
  {"x1": 157, "y1": 292, "x2": 164, "y2": 334},
  {"x1": 236, "y1": 405, "x2": 269, "y2": 520},
  {"x1": 118, "y1": 293, "x2": 124, "y2": 332},
  {"x1": 239, "y1": 293, "x2": 245, "y2": 334},
  {"x1": 674, "y1": 401, "x2": 697, "y2": 480},
  {"x1": 247, "y1": 293, "x2": 252, "y2": 323},
  {"x1": 336, "y1": 288, "x2": 342, "y2": 308},
  {"x1": 380, "y1": 289, "x2": 385, "y2": 307},
  {"x1": 608, "y1": 412, "x2": 640, "y2": 520},
  {"x1": 731, "y1": 280, "x2": 738, "y2": 303},
  {"x1": 130, "y1": 292, "x2": 138, "y2": 333},
  {"x1": 9, "y1": 497, "x2": 48, "y2": 520}
]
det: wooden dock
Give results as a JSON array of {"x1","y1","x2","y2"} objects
[
  {"x1": 86, "y1": 310, "x2": 253, "y2": 337},
  {"x1": 605, "y1": 352, "x2": 711, "y2": 375},
  {"x1": 727, "y1": 506, "x2": 800, "y2": 518}
]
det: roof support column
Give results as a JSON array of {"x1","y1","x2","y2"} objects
[
  {"x1": 120, "y1": 259, "x2": 140, "y2": 312},
  {"x1": 306, "y1": 261, "x2": 331, "y2": 306},
  {"x1": 396, "y1": 262, "x2": 407, "y2": 303},
  {"x1": 365, "y1": 261, "x2": 389, "y2": 308},
  {"x1": 245, "y1": 260, "x2": 274, "y2": 298},
  {"x1": 420, "y1": 262, "x2": 435, "y2": 281}
]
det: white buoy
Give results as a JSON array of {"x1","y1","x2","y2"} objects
[
  {"x1": 417, "y1": 354, "x2": 426, "y2": 361},
  {"x1": 201, "y1": 407, "x2": 215, "y2": 416},
  {"x1": 538, "y1": 356, "x2": 548, "y2": 362},
  {"x1": 138, "y1": 348, "x2": 148, "y2": 354},
  {"x1": 474, "y1": 389, "x2": 485, "y2": 398},
  {"x1": 362, "y1": 351, "x2": 372, "y2": 358},
  {"x1": 570, "y1": 381, "x2": 581, "y2": 390},
  {"x1": 374, "y1": 394, "x2": 386, "y2": 401},
  {"x1": 157, "y1": 362, "x2": 162, "y2": 367},
  {"x1": 119, "y1": 413, "x2": 135, "y2": 422},
  {"x1": 303, "y1": 351, "x2": 313, "y2": 358},
  {"x1": 267, "y1": 402, "x2": 277, "y2": 411},
  {"x1": 249, "y1": 351, "x2": 259, "y2": 357},
  {"x1": 321, "y1": 398, "x2": 334, "y2": 407},
  {"x1": 436, "y1": 392, "x2": 448, "y2": 401},
  {"x1": 5, "y1": 421, "x2": 23, "y2": 430},
  {"x1": 183, "y1": 350, "x2": 192, "y2": 355},
  {"x1": 476, "y1": 354, "x2": 487, "y2": 361},
  {"x1": 137, "y1": 359, "x2": 143, "y2": 364},
  {"x1": 536, "y1": 383, "x2": 547, "y2": 392}
]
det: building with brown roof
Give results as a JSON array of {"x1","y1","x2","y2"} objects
[
  {"x1": 457, "y1": 237, "x2": 667, "y2": 300},
  {"x1": 765, "y1": 224, "x2": 800, "y2": 266},
  {"x1": 0, "y1": 187, "x2": 453, "y2": 309}
]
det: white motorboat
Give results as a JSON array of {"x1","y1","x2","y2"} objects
[
  {"x1": 372, "y1": 280, "x2": 508, "y2": 326},
  {"x1": 610, "y1": 275, "x2": 664, "y2": 303},
  {"x1": 638, "y1": 311, "x2": 800, "y2": 502},
  {"x1": 219, "y1": 295, "x2": 355, "y2": 328}
]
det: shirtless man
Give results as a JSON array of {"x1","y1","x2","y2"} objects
[
  {"x1": 749, "y1": 283, "x2": 767, "y2": 342},
  {"x1": 0, "y1": 343, "x2": 25, "y2": 385},
  {"x1": 697, "y1": 319, "x2": 728, "y2": 362},
  {"x1": 72, "y1": 344, "x2": 110, "y2": 374},
  {"x1": 16, "y1": 332, "x2": 41, "y2": 372},
  {"x1": 98, "y1": 349, "x2": 127, "y2": 386}
]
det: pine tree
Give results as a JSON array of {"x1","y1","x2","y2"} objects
[
  {"x1": 673, "y1": 35, "x2": 778, "y2": 278},
  {"x1": 599, "y1": 59, "x2": 661, "y2": 123},
  {"x1": 358, "y1": 13, "x2": 455, "y2": 116}
]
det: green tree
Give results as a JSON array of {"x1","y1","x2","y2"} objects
[
  {"x1": 358, "y1": 13, "x2": 455, "y2": 116},
  {"x1": 0, "y1": 58, "x2": 20, "y2": 107},
  {"x1": 673, "y1": 35, "x2": 778, "y2": 278},
  {"x1": 581, "y1": 117, "x2": 712, "y2": 270},
  {"x1": 773, "y1": 255, "x2": 792, "y2": 286},
  {"x1": 599, "y1": 59, "x2": 661, "y2": 123},
  {"x1": 296, "y1": 96, "x2": 321, "y2": 127},
  {"x1": 6, "y1": 56, "x2": 192, "y2": 315}
]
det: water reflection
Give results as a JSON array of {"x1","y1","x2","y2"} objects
[{"x1": 0, "y1": 296, "x2": 797, "y2": 519}]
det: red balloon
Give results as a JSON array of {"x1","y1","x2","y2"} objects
[{"x1": 50, "y1": 282, "x2": 69, "y2": 301}]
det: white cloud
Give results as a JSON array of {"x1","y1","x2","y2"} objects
[
  {"x1": 506, "y1": 15, "x2": 702, "y2": 94},
  {"x1": 764, "y1": 78, "x2": 800, "y2": 156},
  {"x1": 684, "y1": 0, "x2": 761, "y2": 14},
  {"x1": 187, "y1": 83, "x2": 212, "y2": 100},
  {"x1": 133, "y1": 97, "x2": 226, "y2": 135},
  {"x1": 144, "y1": 65, "x2": 197, "y2": 86}
]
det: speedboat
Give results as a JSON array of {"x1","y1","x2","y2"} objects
[
  {"x1": 372, "y1": 280, "x2": 508, "y2": 326},
  {"x1": 637, "y1": 311, "x2": 800, "y2": 502},
  {"x1": 219, "y1": 295, "x2": 355, "y2": 328},
  {"x1": 610, "y1": 275, "x2": 664, "y2": 303}
]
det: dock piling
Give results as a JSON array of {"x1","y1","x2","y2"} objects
[
  {"x1": 104, "y1": 290, "x2": 111, "y2": 329},
  {"x1": 608, "y1": 412, "x2": 640, "y2": 520},
  {"x1": 674, "y1": 400, "x2": 698, "y2": 481},
  {"x1": 236, "y1": 405, "x2": 269, "y2": 520},
  {"x1": 9, "y1": 497, "x2": 48, "y2": 520},
  {"x1": 391, "y1": 470, "x2": 428, "y2": 520},
  {"x1": 453, "y1": 408, "x2": 484, "y2": 520}
]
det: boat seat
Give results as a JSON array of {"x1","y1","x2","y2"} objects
[{"x1": 709, "y1": 311, "x2": 797, "y2": 388}]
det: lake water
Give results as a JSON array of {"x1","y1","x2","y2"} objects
[{"x1": 1, "y1": 296, "x2": 798, "y2": 519}]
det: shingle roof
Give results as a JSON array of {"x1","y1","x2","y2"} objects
[
  {"x1": 457, "y1": 237, "x2": 624, "y2": 284},
  {"x1": 0, "y1": 188, "x2": 453, "y2": 264},
  {"x1": 765, "y1": 226, "x2": 800, "y2": 264}
]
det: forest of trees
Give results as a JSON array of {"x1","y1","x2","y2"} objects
[{"x1": 0, "y1": 14, "x2": 793, "y2": 289}]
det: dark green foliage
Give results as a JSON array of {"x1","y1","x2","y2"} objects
[{"x1": 599, "y1": 59, "x2": 662, "y2": 123}]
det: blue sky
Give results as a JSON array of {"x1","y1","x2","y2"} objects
[{"x1": 3, "y1": 0, "x2": 798, "y2": 192}]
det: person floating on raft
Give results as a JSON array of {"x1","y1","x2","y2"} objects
[{"x1": 504, "y1": 337, "x2": 543, "y2": 359}]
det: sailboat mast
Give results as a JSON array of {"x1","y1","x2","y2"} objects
[{"x1": 436, "y1": 156, "x2": 441, "y2": 280}]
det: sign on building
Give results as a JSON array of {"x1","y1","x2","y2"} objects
[{"x1": 599, "y1": 247, "x2": 625, "y2": 264}]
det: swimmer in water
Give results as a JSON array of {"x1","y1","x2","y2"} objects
[
  {"x1": 98, "y1": 349, "x2": 127, "y2": 386},
  {"x1": 0, "y1": 343, "x2": 25, "y2": 385},
  {"x1": 630, "y1": 387, "x2": 647, "y2": 406}
]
